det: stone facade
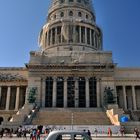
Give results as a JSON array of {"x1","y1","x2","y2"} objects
[{"x1": 0, "y1": 0, "x2": 140, "y2": 126}]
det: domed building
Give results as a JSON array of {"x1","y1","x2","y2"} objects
[{"x1": 0, "y1": 0, "x2": 140, "y2": 131}]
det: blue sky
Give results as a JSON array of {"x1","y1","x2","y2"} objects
[{"x1": 0, "y1": 0, "x2": 140, "y2": 67}]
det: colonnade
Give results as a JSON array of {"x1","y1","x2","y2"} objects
[
  {"x1": 46, "y1": 25, "x2": 100, "y2": 49},
  {"x1": 0, "y1": 86, "x2": 26, "y2": 111},
  {"x1": 116, "y1": 85, "x2": 140, "y2": 110},
  {"x1": 41, "y1": 77, "x2": 101, "y2": 108}
]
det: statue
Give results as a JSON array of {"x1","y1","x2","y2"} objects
[
  {"x1": 27, "y1": 87, "x2": 37, "y2": 104},
  {"x1": 104, "y1": 87, "x2": 115, "y2": 104}
]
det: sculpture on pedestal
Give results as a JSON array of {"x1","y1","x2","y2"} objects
[
  {"x1": 27, "y1": 87, "x2": 37, "y2": 104},
  {"x1": 104, "y1": 87, "x2": 116, "y2": 104}
]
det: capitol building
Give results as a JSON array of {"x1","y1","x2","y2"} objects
[{"x1": 0, "y1": 0, "x2": 140, "y2": 131}]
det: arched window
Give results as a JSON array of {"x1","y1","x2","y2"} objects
[
  {"x1": 69, "y1": 0, "x2": 74, "y2": 2},
  {"x1": 60, "y1": 0, "x2": 65, "y2": 4},
  {"x1": 77, "y1": 0, "x2": 81, "y2": 3},
  {"x1": 53, "y1": 14, "x2": 56, "y2": 19},
  {"x1": 69, "y1": 11, "x2": 73, "y2": 16},
  {"x1": 86, "y1": 14, "x2": 89, "y2": 19},
  {"x1": 78, "y1": 12, "x2": 82, "y2": 17}
]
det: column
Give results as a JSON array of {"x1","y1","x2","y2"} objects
[
  {"x1": 55, "y1": 27, "x2": 57, "y2": 44},
  {"x1": 64, "y1": 77, "x2": 68, "y2": 108},
  {"x1": 85, "y1": 27, "x2": 87, "y2": 44},
  {"x1": 75, "y1": 77, "x2": 79, "y2": 107},
  {"x1": 96, "y1": 79, "x2": 100, "y2": 108},
  {"x1": 94, "y1": 32, "x2": 96, "y2": 47},
  {"x1": 6, "y1": 87, "x2": 11, "y2": 110},
  {"x1": 132, "y1": 86, "x2": 137, "y2": 110},
  {"x1": 73, "y1": 25, "x2": 76, "y2": 43},
  {"x1": 25, "y1": 87, "x2": 28, "y2": 104},
  {"x1": 46, "y1": 32, "x2": 48, "y2": 47},
  {"x1": 53, "y1": 77, "x2": 57, "y2": 107},
  {"x1": 50, "y1": 29, "x2": 52, "y2": 45},
  {"x1": 42, "y1": 78, "x2": 46, "y2": 107},
  {"x1": 86, "y1": 78, "x2": 90, "y2": 108},
  {"x1": 79, "y1": 26, "x2": 81, "y2": 43},
  {"x1": 90, "y1": 29, "x2": 92, "y2": 46},
  {"x1": 123, "y1": 86, "x2": 127, "y2": 110},
  {"x1": 15, "y1": 87, "x2": 20, "y2": 110}
]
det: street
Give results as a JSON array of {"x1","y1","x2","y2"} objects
[{"x1": 0, "y1": 136, "x2": 136, "y2": 140}]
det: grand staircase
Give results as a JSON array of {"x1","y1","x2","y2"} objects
[{"x1": 32, "y1": 108, "x2": 112, "y2": 125}]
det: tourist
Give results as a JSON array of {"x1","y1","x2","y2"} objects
[
  {"x1": 134, "y1": 128, "x2": 140, "y2": 140},
  {"x1": 36, "y1": 129, "x2": 40, "y2": 140},
  {"x1": 87, "y1": 130, "x2": 91, "y2": 137},
  {"x1": 120, "y1": 126, "x2": 125, "y2": 136},
  {"x1": 32, "y1": 129, "x2": 37, "y2": 140},
  {"x1": 107, "y1": 127, "x2": 112, "y2": 137},
  {"x1": 94, "y1": 128, "x2": 98, "y2": 137}
]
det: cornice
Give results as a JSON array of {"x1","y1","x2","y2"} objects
[
  {"x1": 0, "y1": 67, "x2": 27, "y2": 71},
  {"x1": 116, "y1": 67, "x2": 140, "y2": 71}
]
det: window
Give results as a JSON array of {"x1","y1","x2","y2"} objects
[
  {"x1": 77, "y1": 0, "x2": 81, "y2": 3},
  {"x1": 86, "y1": 14, "x2": 89, "y2": 19},
  {"x1": 81, "y1": 26, "x2": 85, "y2": 43},
  {"x1": 87, "y1": 28, "x2": 90, "y2": 45},
  {"x1": 60, "y1": 12, "x2": 64, "y2": 17},
  {"x1": 54, "y1": 14, "x2": 56, "y2": 19},
  {"x1": 78, "y1": 12, "x2": 82, "y2": 17},
  {"x1": 69, "y1": 0, "x2": 74, "y2": 2},
  {"x1": 69, "y1": 11, "x2": 73, "y2": 16},
  {"x1": 60, "y1": 0, "x2": 65, "y2": 4},
  {"x1": 52, "y1": 28, "x2": 55, "y2": 44}
]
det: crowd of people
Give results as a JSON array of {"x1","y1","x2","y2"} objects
[
  {"x1": 0, "y1": 125, "x2": 140, "y2": 139},
  {"x1": 0, "y1": 125, "x2": 45, "y2": 140}
]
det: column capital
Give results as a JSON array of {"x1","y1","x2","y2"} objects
[
  {"x1": 64, "y1": 77, "x2": 68, "y2": 82},
  {"x1": 42, "y1": 77, "x2": 46, "y2": 81},
  {"x1": 53, "y1": 76, "x2": 57, "y2": 81},
  {"x1": 96, "y1": 77, "x2": 101, "y2": 81},
  {"x1": 85, "y1": 77, "x2": 90, "y2": 81}
]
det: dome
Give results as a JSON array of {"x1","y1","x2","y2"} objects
[{"x1": 39, "y1": 0, "x2": 103, "y2": 53}]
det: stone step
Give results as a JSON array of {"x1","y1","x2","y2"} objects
[
  {"x1": 40, "y1": 107, "x2": 103, "y2": 112},
  {"x1": 32, "y1": 108, "x2": 111, "y2": 125}
]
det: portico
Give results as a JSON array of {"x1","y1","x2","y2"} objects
[
  {"x1": 41, "y1": 76, "x2": 99, "y2": 108},
  {"x1": 0, "y1": 86, "x2": 27, "y2": 111}
]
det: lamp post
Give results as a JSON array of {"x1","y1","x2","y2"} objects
[{"x1": 71, "y1": 113, "x2": 74, "y2": 130}]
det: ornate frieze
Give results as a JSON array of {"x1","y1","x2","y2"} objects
[{"x1": 0, "y1": 73, "x2": 27, "y2": 82}]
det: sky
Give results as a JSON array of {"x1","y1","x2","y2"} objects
[{"x1": 0, "y1": 0, "x2": 140, "y2": 67}]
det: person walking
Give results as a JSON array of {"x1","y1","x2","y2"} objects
[
  {"x1": 94, "y1": 128, "x2": 98, "y2": 137},
  {"x1": 108, "y1": 127, "x2": 112, "y2": 137},
  {"x1": 87, "y1": 130, "x2": 91, "y2": 137},
  {"x1": 36, "y1": 129, "x2": 40, "y2": 140},
  {"x1": 134, "y1": 128, "x2": 140, "y2": 140}
]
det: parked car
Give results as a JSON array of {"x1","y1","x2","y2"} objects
[{"x1": 44, "y1": 130, "x2": 92, "y2": 140}]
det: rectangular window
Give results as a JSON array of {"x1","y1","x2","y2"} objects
[
  {"x1": 81, "y1": 26, "x2": 85, "y2": 43},
  {"x1": 87, "y1": 28, "x2": 90, "y2": 45}
]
